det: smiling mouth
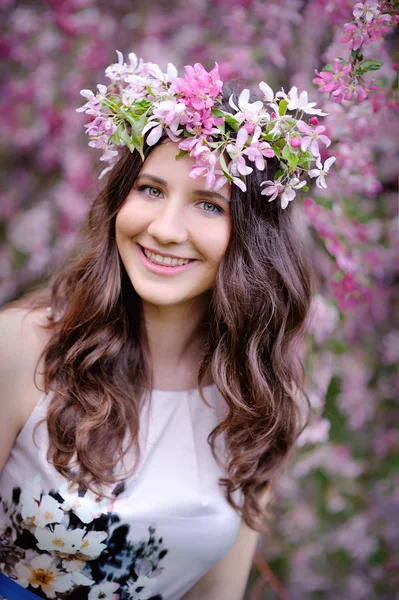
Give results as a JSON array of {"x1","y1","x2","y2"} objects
[{"x1": 140, "y1": 245, "x2": 197, "y2": 266}]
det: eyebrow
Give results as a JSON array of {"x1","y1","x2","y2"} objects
[{"x1": 136, "y1": 173, "x2": 230, "y2": 204}]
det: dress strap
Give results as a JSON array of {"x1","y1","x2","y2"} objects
[{"x1": 0, "y1": 572, "x2": 43, "y2": 600}]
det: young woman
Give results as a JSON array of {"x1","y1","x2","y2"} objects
[{"x1": 0, "y1": 56, "x2": 328, "y2": 600}]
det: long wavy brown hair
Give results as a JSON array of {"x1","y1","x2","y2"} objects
[{"x1": 10, "y1": 87, "x2": 317, "y2": 532}]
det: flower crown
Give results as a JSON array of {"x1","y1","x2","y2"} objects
[{"x1": 77, "y1": 51, "x2": 336, "y2": 209}]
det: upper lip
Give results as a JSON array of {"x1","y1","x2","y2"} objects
[{"x1": 139, "y1": 244, "x2": 196, "y2": 261}]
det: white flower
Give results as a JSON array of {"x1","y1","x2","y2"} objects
[
  {"x1": 353, "y1": 1, "x2": 380, "y2": 22},
  {"x1": 71, "y1": 570, "x2": 95, "y2": 587},
  {"x1": 58, "y1": 482, "x2": 113, "y2": 523},
  {"x1": 278, "y1": 86, "x2": 328, "y2": 116},
  {"x1": 281, "y1": 178, "x2": 306, "y2": 209},
  {"x1": 147, "y1": 61, "x2": 178, "y2": 84},
  {"x1": 127, "y1": 52, "x2": 144, "y2": 73},
  {"x1": 105, "y1": 50, "x2": 128, "y2": 81},
  {"x1": 125, "y1": 575, "x2": 158, "y2": 600},
  {"x1": 259, "y1": 81, "x2": 274, "y2": 102},
  {"x1": 261, "y1": 178, "x2": 306, "y2": 209},
  {"x1": 62, "y1": 558, "x2": 94, "y2": 586},
  {"x1": 20, "y1": 477, "x2": 42, "y2": 527},
  {"x1": 309, "y1": 156, "x2": 336, "y2": 189},
  {"x1": 22, "y1": 493, "x2": 64, "y2": 529},
  {"x1": 62, "y1": 556, "x2": 94, "y2": 585},
  {"x1": 228, "y1": 88, "x2": 265, "y2": 128},
  {"x1": 268, "y1": 102, "x2": 292, "y2": 136},
  {"x1": 100, "y1": 148, "x2": 119, "y2": 164},
  {"x1": 15, "y1": 554, "x2": 73, "y2": 598},
  {"x1": 142, "y1": 122, "x2": 163, "y2": 145},
  {"x1": 88, "y1": 581, "x2": 120, "y2": 600},
  {"x1": 142, "y1": 98, "x2": 186, "y2": 145},
  {"x1": 35, "y1": 524, "x2": 85, "y2": 555},
  {"x1": 79, "y1": 530, "x2": 108, "y2": 559},
  {"x1": 260, "y1": 179, "x2": 281, "y2": 202}
]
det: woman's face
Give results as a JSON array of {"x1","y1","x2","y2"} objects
[{"x1": 115, "y1": 141, "x2": 231, "y2": 309}]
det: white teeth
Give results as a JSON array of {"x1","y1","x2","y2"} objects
[{"x1": 143, "y1": 248, "x2": 192, "y2": 266}]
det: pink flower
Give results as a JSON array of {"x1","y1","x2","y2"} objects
[
  {"x1": 290, "y1": 137, "x2": 302, "y2": 148},
  {"x1": 366, "y1": 13, "x2": 393, "y2": 42},
  {"x1": 142, "y1": 99, "x2": 185, "y2": 144},
  {"x1": 242, "y1": 126, "x2": 274, "y2": 169},
  {"x1": 174, "y1": 62, "x2": 223, "y2": 111},
  {"x1": 340, "y1": 21, "x2": 366, "y2": 51},
  {"x1": 189, "y1": 145, "x2": 225, "y2": 190},
  {"x1": 261, "y1": 177, "x2": 306, "y2": 209},
  {"x1": 181, "y1": 108, "x2": 222, "y2": 136},
  {"x1": 76, "y1": 84, "x2": 108, "y2": 116},
  {"x1": 85, "y1": 116, "x2": 116, "y2": 139},
  {"x1": 313, "y1": 59, "x2": 352, "y2": 102},
  {"x1": 178, "y1": 136, "x2": 201, "y2": 153},
  {"x1": 226, "y1": 127, "x2": 253, "y2": 176},
  {"x1": 296, "y1": 120, "x2": 331, "y2": 156},
  {"x1": 260, "y1": 180, "x2": 283, "y2": 202}
]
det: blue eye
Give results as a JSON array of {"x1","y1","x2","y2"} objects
[{"x1": 198, "y1": 201, "x2": 224, "y2": 215}]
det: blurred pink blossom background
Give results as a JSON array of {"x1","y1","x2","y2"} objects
[{"x1": 1, "y1": 1, "x2": 398, "y2": 598}]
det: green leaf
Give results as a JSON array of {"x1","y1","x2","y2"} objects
[
  {"x1": 109, "y1": 122, "x2": 124, "y2": 146},
  {"x1": 119, "y1": 128, "x2": 135, "y2": 152},
  {"x1": 271, "y1": 144, "x2": 281, "y2": 159},
  {"x1": 282, "y1": 144, "x2": 299, "y2": 170},
  {"x1": 301, "y1": 159, "x2": 313, "y2": 171},
  {"x1": 129, "y1": 114, "x2": 147, "y2": 160},
  {"x1": 278, "y1": 99, "x2": 288, "y2": 117},
  {"x1": 216, "y1": 122, "x2": 225, "y2": 134},
  {"x1": 358, "y1": 59, "x2": 383, "y2": 73},
  {"x1": 119, "y1": 107, "x2": 137, "y2": 127},
  {"x1": 218, "y1": 153, "x2": 233, "y2": 181},
  {"x1": 263, "y1": 133, "x2": 278, "y2": 141},
  {"x1": 132, "y1": 98, "x2": 152, "y2": 109},
  {"x1": 212, "y1": 109, "x2": 225, "y2": 118},
  {"x1": 175, "y1": 149, "x2": 188, "y2": 161},
  {"x1": 224, "y1": 113, "x2": 239, "y2": 132},
  {"x1": 322, "y1": 58, "x2": 347, "y2": 72}
]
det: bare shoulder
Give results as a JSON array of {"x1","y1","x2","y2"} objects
[
  {"x1": 0, "y1": 305, "x2": 52, "y2": 372},
  {"x1": 0, "y1": 305, "x2": 53, "y2": 471}
]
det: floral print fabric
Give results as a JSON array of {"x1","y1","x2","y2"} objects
[{"x1": 0, "y1": 476, "x2": 166, "y2": 599}]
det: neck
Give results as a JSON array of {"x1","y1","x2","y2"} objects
[{"x1": 142, "y1": 294, "x2": 212, "y2": 390}]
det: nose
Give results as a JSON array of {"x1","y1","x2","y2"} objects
[{"x1": 146, "y1": 197, "x2": 189, "y2": 245}]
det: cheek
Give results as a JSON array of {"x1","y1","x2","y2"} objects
[
  {"x1": 115, "y1": 202, "x2": 143, "y2": 238},
  {"x1": 198, "y1": 223, "x2": 230, "y2": 265}
]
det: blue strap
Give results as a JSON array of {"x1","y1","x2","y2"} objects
[{"x1": 0, "y1": 572, "x2": 43, "y2": 600}]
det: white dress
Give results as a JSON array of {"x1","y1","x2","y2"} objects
[{"x1": 0, "y1": 384, "x2": 243, "y2": 600}]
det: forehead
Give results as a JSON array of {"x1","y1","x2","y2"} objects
[{"x1": 139, "y1": 141, "x2": 231, "y2": 200}]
